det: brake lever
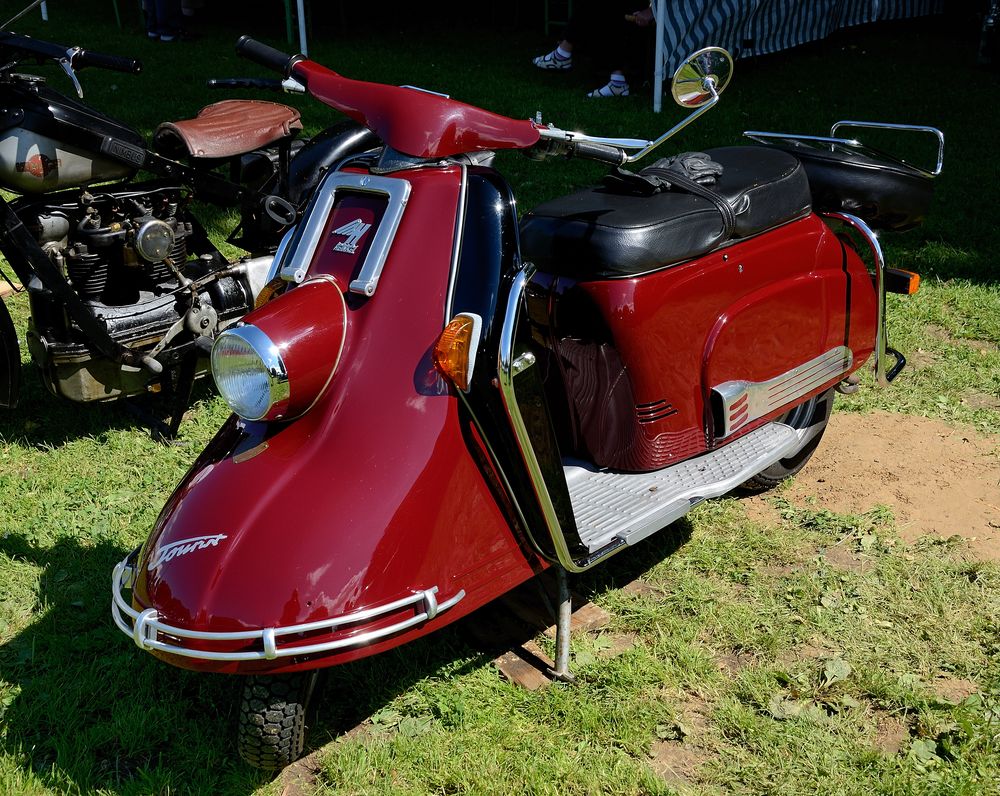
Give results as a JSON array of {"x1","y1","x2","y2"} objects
[{"x1": 58, "y1": 48, "x2": 83, "y2": 98}]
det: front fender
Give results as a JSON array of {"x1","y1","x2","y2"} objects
[{"x1": 127, "y1": 164, "x2": 541, "y2": 673}]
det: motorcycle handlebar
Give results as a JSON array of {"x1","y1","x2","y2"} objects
[
  {"x1": 74, "y1": 48, "x2": 142, "y2": 74},
  {"x1": 0, "y1": 32, "x2": 141, "y2": 74},
  {"x1": 571, "y1": 140, "x2": 627, "y2": 166},
  {"x1": 207, "y1": 77, "x2": 284, "y2": 90},
  {"x1": 235, "y1": 35, "x2": 302, "y2": 78}
]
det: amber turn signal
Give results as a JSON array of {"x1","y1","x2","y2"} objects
[
  {"x1": 253, "y1": 278, "x2": 287, "y2": 309},
  {"x1": 886, "y1": 267, "x2": 921, "y2": 295},
  {"x1": 433, "y1": 313, "x2": 483, "y2": 392}
]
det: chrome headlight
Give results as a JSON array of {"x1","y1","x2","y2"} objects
[{"x1": 210, "y1": 326, "x2": 289, "y2": 421}]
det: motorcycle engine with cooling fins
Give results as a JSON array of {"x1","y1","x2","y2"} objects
[{"x1": 15, "y1": 185, "x2": 268, "y2": 403}]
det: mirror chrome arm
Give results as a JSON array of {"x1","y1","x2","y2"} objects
[
  {"x1": 625, "y1": 84, "x2": 719, "y2": 163},
  {"x1": 535, "y1": 79, "x2": 721, "y2": 164}
]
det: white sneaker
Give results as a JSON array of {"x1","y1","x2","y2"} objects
[
  {"x1": 586, "y1": 80, "x2": 629, "y2": 97},
  {"x1": 532, "y1": 48, "x2": 572, "y2": 70}
]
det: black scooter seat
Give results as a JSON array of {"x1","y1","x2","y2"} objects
[{"x1": 520, "y1": 146, "x2": 811, "y2": 279}]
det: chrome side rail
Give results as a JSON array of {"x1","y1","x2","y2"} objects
[
  {"x1": 830, "y1": 120, "x2": 945, "y2": 176},
  {"x1": 822, "y1": 212, "x2": 891, "y2": 387},
  {"x1": 112, "y1": 557, "x2": 464, "y2": 661},
  {"x1": 496, "y1": 266, "x2": 625, "y2": 573}
]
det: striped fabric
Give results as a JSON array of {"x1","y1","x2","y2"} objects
[{"x1": 657, "y1": 0, "x2": 944, "y2": 75}]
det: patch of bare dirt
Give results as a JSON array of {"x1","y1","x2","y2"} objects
[
  {"x1": 930, "y1": 676, "x2": 978, "y2": 704},
  {"x1": 279, "y1": 749, "x2": 323, "y2": 796},
  {"x1": 821, "y1": 545, "x2": 865, "y2": 573},
  {"x1": 717, "y1": 650, "x2": 757, "y2": 675},
  {"x1": 649, "y1": 741, "x2": 704, "y2": 785},
  {"x1": 598, "y1": 632, "x2": 638, "y2": 659},
  {"x1": 784, "y1": 412, "x2": 1000, "y2": 560},
  {"x1": 873, "y1": 714, "x2": 911, "y2": 756},
  {"x1": 620, "y1": 580, "x2": 658, "y2": 598},
  {"x1": 778, "y1": 639, "x2": 835, "y2": 666},
  {"x1": 649, "y1": 694, "x2": 714, "y2": 785}
]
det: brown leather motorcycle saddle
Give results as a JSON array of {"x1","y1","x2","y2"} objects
[{"x1": 154, "y1": 100, "x2": 302, "y2": 159}]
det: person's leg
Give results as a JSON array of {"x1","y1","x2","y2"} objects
[
  {"x1": 586, "y1": 70, "x2": 629, "y2": 97},
  {"x1": 533, "y1": 39, "x2": 573, "y2": 69},
  {"x1": 154, "y1": 0, "x2": 184, "y2": 40}
]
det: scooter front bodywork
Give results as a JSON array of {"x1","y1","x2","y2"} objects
[{"x1": 114, "y1": 165, "x2": 544, "y2": 673}]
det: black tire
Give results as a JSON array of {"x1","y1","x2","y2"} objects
[
  {"x1": 740, "y1": 388, "x2": 835, "y2": 493},
  {"x1": 237, "y1": 671, "x2": 318, "y2": 771}
]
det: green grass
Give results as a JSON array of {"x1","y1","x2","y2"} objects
[{"x1": 0, "y1": 4, "x2": 998, "y2": 795}]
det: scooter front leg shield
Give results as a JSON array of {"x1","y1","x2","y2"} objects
[{"x1": 115, "y1": 166, "x2": 542, "y2": 673}]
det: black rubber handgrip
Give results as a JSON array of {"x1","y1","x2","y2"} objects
[
  {"x1": 207, "y1": 77, "x2": 284, "y2": 90},
  {"x1": 74, "y1": 48, "x2": 142, "y2": 74},
  {"x1": 235, "y1": 35, "x2": 297, "y2": 77},
  {"x1": 572, "y1": 140, "x2": 626, "y2": 166}
]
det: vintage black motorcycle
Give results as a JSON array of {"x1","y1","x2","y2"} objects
[{"x1": 0, "y1": 27, "x2": 376, "y2": 433}]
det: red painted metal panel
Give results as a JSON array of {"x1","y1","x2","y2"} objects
[
  {"x1": 132, "y1": 166, "x2": 541, "y2": 673},
  {"x1": 575, "y1": 215, "x2": 878, "y2": 470},
  {"x1": 294, "y1": 61, "x2": 541, "y2": 159}
]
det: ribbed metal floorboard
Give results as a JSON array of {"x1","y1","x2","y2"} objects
[{"x1": 565, "y1": 422, "x2": 799, "y2": 553}]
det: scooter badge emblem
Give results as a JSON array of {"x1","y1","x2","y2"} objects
[
  {"x1": 147, "y1": 534, "x2": 229, "y2": 571},
  {"x1": 331, "y1": 218, "x2": 372, "y2": 254}
]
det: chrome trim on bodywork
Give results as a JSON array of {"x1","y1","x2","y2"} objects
[
  {"x1": 830, "y1": 120, "x2": 944, "y2": 177},
  {"x1": 822, "y1": 212, "x2": 891, "y2": 387},
  {"x1": 744, "y1": 122, "x2": 944, "y2": 179},
  {"x1": 276, "y1": 171, "x2": 411, "y2": 296},
  {"x1": 713, "y1": 346, "x2": 853, "y2": 438},
  {"x1": 211, "y1": 324, "x2": 290, "y2": 421},
  {"x1": 443, "y1": 163, "x2": 468, "y2": 323},
  {"x1": 112, "y1": 556, "x2": 464, "y2": 662},
  {"x1": 497, "y1": 266, "x2": 625, "y2": 573}
]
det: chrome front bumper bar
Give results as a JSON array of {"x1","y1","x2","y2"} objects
[{"x1": 112, "y1": 556, "x2": 464, "y2": 662}]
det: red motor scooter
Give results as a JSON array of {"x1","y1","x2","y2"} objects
[{"x1": 112, "y1": 39, "x2": 943, "y2": 769}]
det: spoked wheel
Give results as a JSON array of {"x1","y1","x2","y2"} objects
[
  {"x1": 237, "y1": 671, "x2": 319, "y2": 771},
  {"x1": 740, "y1": 387, "x2": 836, "y2": 492}
]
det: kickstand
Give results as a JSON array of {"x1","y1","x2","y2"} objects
[
  {"x1": 124, "y1": 353, "x2": 199, "y2": 443},
  {"x1": 548, "y1": 566, "x2": 576, "y2": 684},
  {"x1": 161, "y1": 353, "x2": 198, "y2": 440}
]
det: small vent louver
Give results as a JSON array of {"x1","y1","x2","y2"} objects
[{"x1": 635, "y1": 399, "x2": 678, "y2": 424}]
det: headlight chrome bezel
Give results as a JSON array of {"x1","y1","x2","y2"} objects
[{"x1": 210, "y1": 325, "x2": 290, "y2": 421}]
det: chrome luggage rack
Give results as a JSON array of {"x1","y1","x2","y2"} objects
[
  {"x1": 744, "y1": 120, "x2": 945, "y2": 177},
  {"x1": 112, "y1": 555, "x2": 464, "y2": 662}
]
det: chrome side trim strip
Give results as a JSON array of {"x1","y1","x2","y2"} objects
[
  {"x1": 277, "y1": 171, "x2": 411, "y2": 297},
  {"x1": 443, "y1": 162, "x2": 468, "y2": 323},
  {"x1": 822, "y1": 212, "x2": 890, "y2": 387},
  {"x1": 713, "y1": 346, "x2": 853, "y2": 438},
  {"x1": 496, "y1": 266, "x2": 625, "y2": 573},
  {"x1": 112, "y1": 558, "x2": 464, "y2": 661},
  {"x1": 830, "y1": 120, "x2": 944, "y2": 176}
]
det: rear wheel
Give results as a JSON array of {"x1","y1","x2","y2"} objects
[
  {"x1": 237, "y1": 671, "x2": 318, "y2": 771},
  {"x1": 740, "y1": 388, "x2": 835, "y2": 492}
]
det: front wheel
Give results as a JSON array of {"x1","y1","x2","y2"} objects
[
  {"x1": 237, "y1": 671, "x2": 319, "y2": 771},
  {"x1": 740, "y1": 388, "x2": 835, "y2": 492}
]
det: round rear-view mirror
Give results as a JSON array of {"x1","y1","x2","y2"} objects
[{"x1": 671, "y1": 47, "x2": 734, "y2": 108}]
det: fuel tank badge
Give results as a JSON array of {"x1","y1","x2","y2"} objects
[
  {"x1": 147, "y1": 534, "x2": 229, "y2": 571},
  {"x1": 331, "y1": 218, "x2": 372, "y2": 254}
]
